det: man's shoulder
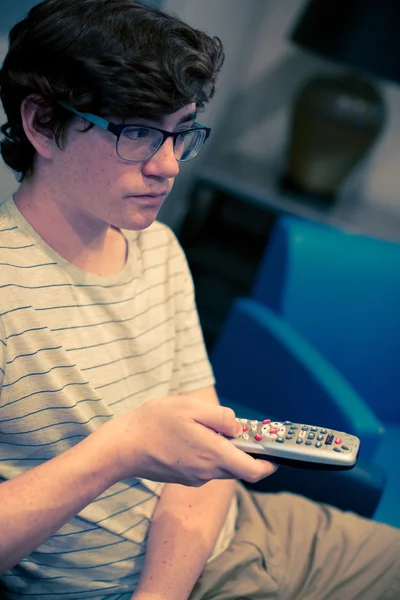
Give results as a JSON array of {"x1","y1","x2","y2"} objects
[
  {"x1": 0, "y1": 197, "x2": 18, "y2": 232},
  {"x1": 0, "y1": 198, "x2": 38, "y2": 266}
]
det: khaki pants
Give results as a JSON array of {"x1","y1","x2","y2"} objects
[{"x1": 190, "y1": 483, "x2": 400, "y2": 600}]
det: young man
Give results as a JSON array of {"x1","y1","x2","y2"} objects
[{"x1": 0, "y1": 1, "x2": 398, "y2": 599}]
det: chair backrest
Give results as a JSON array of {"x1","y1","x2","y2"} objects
[{"x1": 252, "y1": 216, "x2": 400, "y2": 422}]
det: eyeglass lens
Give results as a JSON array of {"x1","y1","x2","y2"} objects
[{"x1": 117, "y1": 127, "x2": 206, "y2": 162}]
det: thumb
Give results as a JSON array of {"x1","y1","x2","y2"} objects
[{"x1": 193, "y1": 403, "x2": 242, "y2": 438}]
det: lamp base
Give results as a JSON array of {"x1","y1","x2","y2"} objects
[
  {"x1": 282, "y1": 71, "x2": 385, "y2": 202},
  {"x1": 279, "y1": 173, "x2": 335, "y2": 205}
]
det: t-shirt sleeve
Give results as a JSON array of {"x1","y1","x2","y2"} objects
[{"x1": 168, "y1": 231, "x2": 216, "y2": 395}]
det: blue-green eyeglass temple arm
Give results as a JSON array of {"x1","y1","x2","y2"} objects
[{"x1": 58, "y1": 102, "x2": 118, "y2": 133}]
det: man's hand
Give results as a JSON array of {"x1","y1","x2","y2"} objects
[{"x1": 99, "y1": 395, "x2": 278, "y2": 487}]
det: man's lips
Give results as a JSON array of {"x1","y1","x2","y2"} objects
[
  {"x1": 135, "y1": 191, "x2": 169, "y2": 198},
  {"x1": 128, "y1": 192, "x2": 168, "y2": 205}
]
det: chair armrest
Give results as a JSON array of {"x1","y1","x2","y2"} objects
[
  {"x1": 242, "y1": 459, "x2": 386, "y2": 519},
  {"x1": 211, "y1": 299, "x2": 384, "y2": 459}
]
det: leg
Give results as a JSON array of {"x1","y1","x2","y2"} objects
[{"x1": 190, "y1": 483, "x2": 400, "y2": 600}]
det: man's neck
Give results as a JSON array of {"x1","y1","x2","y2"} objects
[{"x1": 13, "y1": 183, "x2": 128, "y2": 277}]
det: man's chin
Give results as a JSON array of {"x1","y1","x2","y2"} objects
[{"x1": 119, "y1": 207, "x2": 162, "y2": 231}]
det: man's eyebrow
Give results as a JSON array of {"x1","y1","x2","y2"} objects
[
  {"x1": 131, "y1": 110, "x2": 198, "y2": 128},
  {"x1": 176, "y1": 110, "x2": 197, "y2": 127}
]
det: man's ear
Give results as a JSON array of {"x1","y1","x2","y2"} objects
[{"x1": 20, "y1": 96, "x2": 56, "y2": 161}]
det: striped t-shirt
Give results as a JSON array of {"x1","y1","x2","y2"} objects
[{"x1": 0, "y1": 197, "x2": 238, "y2": 600}]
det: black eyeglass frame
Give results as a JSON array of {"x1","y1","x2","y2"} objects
[{"x1": 58, "y1": 102, "x2": 211, "y2": 163}]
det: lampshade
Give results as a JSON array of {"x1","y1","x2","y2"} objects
[{"x1": 290, "y1": 0, "x2": 400, "y2": 86}]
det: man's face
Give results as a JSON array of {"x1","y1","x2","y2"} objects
[{"x1": 51, "y1": 103, "x2": 197, "y2": 231}]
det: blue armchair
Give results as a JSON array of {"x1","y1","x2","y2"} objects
[{"x1": 211, "y1": 216, "x2": 399, "y2": 527}]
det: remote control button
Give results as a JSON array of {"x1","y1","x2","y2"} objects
[
  {"x1": 242, "y1": 425, "x2": 248, "y2": 432},
  {"x1": 242, "y1": 433, "x2": 249, "y2": 440},
  {"x1": 341, "y1": 445, "x2": 349, "y2": 451},
  {"x1": 262, "y1": 419, "x2": 271, "y2": 424},
  {"x1": 335, "y1": 437, "x2": 342, "y2": 445},
  {"x1": 270, "y1": 422, "x2": 282, "y2": 429},
  {"x1": 296, "y1": 438, "x2": 303, "y2": 444},
  {"x1": 333, "y1": 447, "x2": 341, "y2": 453},
  {"x1": 325, "y1": 434, "x2": 334, "y2": 445},
  {"x1": 269, "y1": 428, "x2": 277, "y2": 435},
  {"x1": 239, "y1": 419, "x2": 248, "y2": 424},
  {"x1": 251, "y1": 425, "x2": 257, "y2": 432},
  {"x1": 283, "y1": 421, "x2": 292, "y2": 425},
  {"x1": 288, "y1": 429, "x2": 296, "y2": 435},
  {"x1": 317, "y1": 434, "x2": 324, "y2": 441},
  {"x1": 250, "y1": 421, "x2": 258, "y2": 426},
  {"x1": 305, "y1": 441, "x2": 312, "y2": 446},
  {"x1": 261, "y1": 425, "x2": 271, "y2": 434},
  {"x1": 311, "y1": 427, "x2": 318, "y2": 432},
  {"x1": 298, "y1": 430, "x2": 307, "y2": 440},
  {"x1": 286, "y1": 435, "x2": 293, "y2": 440},
  {"x1": 277, "y1": 427, "x2": 286, "y2": 438},
  {"x1": 302, "y1": 426, "x2": 309, "y2": 431},
  {"x1": 276, "y1": 438, "x2": 285, "y2": 443},
  {"x1": 307, "y1": 433, "x2": 315, "y2": 440},
  {"x1": 254, "y1": 434, "x2": 263, "y2": 441},
  {"x1": 267, "y1": 433, "x2": 277, "y2": 440},
  {"x1": 316, "y1": 442, "x2": 323, "y2": 448},
  {"x1": 321, "y1": 429, "x2": 327, "y2": 434}
]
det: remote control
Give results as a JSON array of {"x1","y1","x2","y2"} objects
[{"x1": 228, "y1": 418, "x2": 360, "y2": 470}]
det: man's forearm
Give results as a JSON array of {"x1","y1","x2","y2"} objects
[
  {"x1": 134, "y1": 478, "x2": 236, "y2": 600},
  {"x1": 133, "y1": 385, "x2": 238, "y2": 600},
  {"x1": 0, "y1": 425, "x2": 118, "y2": 573}
]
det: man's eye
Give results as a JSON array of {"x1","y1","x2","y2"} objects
[{"x1": 125, "y1": 127, "x2": 150, "y2": 141}]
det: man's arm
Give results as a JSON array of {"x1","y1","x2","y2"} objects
[
  {"x1": 0, "y1": 425, "x2": 119, "y2": 573},
  {"x1": 133, "y1": 386, "x2": 238, "y2": 600},
  {"x1": 1, "y1": 394, "x2": 268, "y2": 575}
]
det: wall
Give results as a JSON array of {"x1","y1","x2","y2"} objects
[{"x1": 161, "y1": 0, "x2": 400, "y2": 232}]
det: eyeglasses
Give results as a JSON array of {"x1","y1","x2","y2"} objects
[{"x1": 58, "y1": 102, "x2": 211, "y2": 163}]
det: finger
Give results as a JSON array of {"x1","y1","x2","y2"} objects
[
  {"x1": 248, "y1": 459, "x2": 279, "y2": 482},
  {"x1": 218, "y1": 438, "x2": 279, "y2": 482},
  {"x1": 219, "y1": 456, "x2": 279, "y2": 482}
]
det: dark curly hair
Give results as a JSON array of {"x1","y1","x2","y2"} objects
[{"x1": 0, "y1": 0, "x2": 225, "y2": 181}]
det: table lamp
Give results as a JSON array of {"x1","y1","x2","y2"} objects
[{"x1": 281, "y1": 0, "x2": 400, "y2": 203}]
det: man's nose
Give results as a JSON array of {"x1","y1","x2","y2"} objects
[{"x1": 142, "y1": 138, "x2": 180, "y2": 179}]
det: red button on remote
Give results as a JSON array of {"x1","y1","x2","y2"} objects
[
  {"x1": 255, "y1": 434, "x2": 263, "y2": 441},
  {"x1": 269, "y1": 428, "x2": 277, "y2": 434},
  {"x1": 262, "y1": 419, "x2": 271, "y2": 424},
  {"x1": 242, "y1": 425, "x2": 248, "y2": 432},
  {"x1": 335, "y1": 437, "x2": 342, "y2": 445}
]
